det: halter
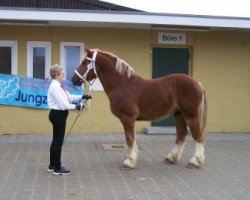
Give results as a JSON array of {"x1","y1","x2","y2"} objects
[
  {"x1": 74, "y1": 51, "x2": 98, "y2": 112},
  {"x1": 74, "y1": 51, "x2": 98, "y2": 85}
]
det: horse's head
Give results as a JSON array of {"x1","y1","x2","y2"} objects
[{"x1": 71, "y1": 48, "x2": 98, "y2": 86}]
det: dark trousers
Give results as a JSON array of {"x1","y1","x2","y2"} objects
[{"x1": 49, "y1": 109, "x2": 68, "y2": 169}]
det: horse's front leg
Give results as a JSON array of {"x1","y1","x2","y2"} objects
[{"x1": 120, "y1": 118, "x2": 138, "y2": 170}]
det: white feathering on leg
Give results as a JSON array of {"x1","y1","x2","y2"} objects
[
  {"x1": 166, "y1": 142, "x2": 185, "y2": 163},
  {"x1": 189, "y1": 142, "x2": 205, "y2": 167},
  {"x1": 123, "y1": 140, "x2": 138, "y2": 168}
]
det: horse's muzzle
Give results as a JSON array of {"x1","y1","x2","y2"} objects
[{"x1": 72, "y1": 79, "x2": 84, "y2": 86}]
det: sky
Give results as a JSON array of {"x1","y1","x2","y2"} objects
[{"x1": 102, "y1": 0, "x2": 250, "y2": 17}]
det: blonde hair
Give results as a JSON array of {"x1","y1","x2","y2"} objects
[
  {"x1": 115, "y1": 58, "x2": 134, "y2": 78},
  {"x1": 50, "y1": 64, "x2": 63, "y2": 79}
]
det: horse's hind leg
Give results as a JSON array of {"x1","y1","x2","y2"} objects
[
  {"x1": 187, "y1": 86, "x2": 207, "y2": 168},
  {"x1": 187, "y1": 119, "x2": 205, "y2": 168},
  {"x1": 165, "y1": 111, "x2": 188, "y2": 164},
  {"x1": 119, "y1": 118, "x2": 138, "y2": 170}
]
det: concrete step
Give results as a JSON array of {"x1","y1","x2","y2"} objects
[{"x1": 144, "y1": 126, "x2": 176, "y2": 135}]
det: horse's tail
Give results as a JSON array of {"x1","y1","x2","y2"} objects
[{"x1": 198, "y1": 83, "x2": 208, "y2": 143}]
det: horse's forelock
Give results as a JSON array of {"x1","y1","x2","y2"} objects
[
  {"x1": 81, "y1": 48, "x2": 99, "y2": 62},
  {"x1": 90, "y1": 48, "x2": 99, "y2": 52},
  {"x1": 81, "y1": 51, "x2": 88, "y2": 62}
]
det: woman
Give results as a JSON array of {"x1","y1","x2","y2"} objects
[{"x1": 47, "y1": 64, "x2": 91, "y2": 175}]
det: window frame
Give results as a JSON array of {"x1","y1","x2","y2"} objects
[
  {"x1": 60, "y1": 42, "x2": 84, "y2": 80},
  {"x1": 0, "y1": 40, "x2": 18, "y2": 75},
  {"x1": 27, "y1": 41, "x2": 51, "y2": 78}
]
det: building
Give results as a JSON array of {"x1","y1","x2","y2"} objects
[{"x1": 1, "y1": 0, "x2": 250, "y2": 134}]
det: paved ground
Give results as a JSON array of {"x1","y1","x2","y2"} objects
[{"x1": 0, "y1": 132, "x2": 249, "y2": 200}]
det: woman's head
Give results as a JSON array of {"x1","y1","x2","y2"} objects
[{"x1": 50, "y1": 64, "x2": 64, "y2": 80}]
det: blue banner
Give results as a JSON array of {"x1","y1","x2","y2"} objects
[{"x1": 0, "y1": 74, "x2": 83, "y2": 109}]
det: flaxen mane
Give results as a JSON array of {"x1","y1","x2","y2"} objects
[
  {"x1": 115, "y1": 58, "x2": 134, "y2": 78},
  {"x1": 99, "y1": 50, "x2": 134, "y2": 78}
]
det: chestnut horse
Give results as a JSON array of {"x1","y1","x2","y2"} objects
[{"x1": 71, "y1": 48, "x2": 207, "y2": 170}]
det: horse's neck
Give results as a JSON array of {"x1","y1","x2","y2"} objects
[
  {"x1": 96, "y1": 53, "x2": 132, "y2": 95},
  {"x1": 97, "y1": 67, "x2": 129, "y2": 95}
]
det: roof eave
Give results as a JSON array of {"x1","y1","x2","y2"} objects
[{"x1": 1, "y1": 7, "x2": 250, "y2": 31}]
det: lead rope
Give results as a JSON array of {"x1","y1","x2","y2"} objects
[
  {"x1": 85, "y1": 78, "x2": 98, "y2": 110},
  {"x1": 63, "y1": 78, "x2": 98, "y2": 144}
]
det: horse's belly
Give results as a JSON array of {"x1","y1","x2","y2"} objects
[{"x1": 136, "y1": 106, "x2": 174, "y2": 121}]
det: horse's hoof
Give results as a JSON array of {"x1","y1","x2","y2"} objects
[
  {"x1": 164, "y1": 157, "x2": 175, "y2": 164},
  {"x1": 186, "y1": 162, "x2": 199, "y2": 169},
  {"x1": 120, "y1": 164, "x2": 133, "y2": 170}
]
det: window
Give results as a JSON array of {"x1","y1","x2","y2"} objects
[
  {"x1": 27, "y1": 41, "x2": 51, "y2": 79},
  {"x1": 0, "y1": 40, "x2": 18, "y2": 75},
  {"x1": 60, "y1": 42, "x2": 84, "y2": 80}
]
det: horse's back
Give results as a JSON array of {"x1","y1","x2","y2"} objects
[{"x1": 140, "y1": 73, "x2": 203, "y2": 97}]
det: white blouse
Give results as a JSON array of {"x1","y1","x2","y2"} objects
[{"x1": 47, "y1": 79, "x2": 82, "y2": 110}]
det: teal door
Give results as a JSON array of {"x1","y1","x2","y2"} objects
[{"x1": 152, "y1": 47, "x2": 189, "y2": 127}]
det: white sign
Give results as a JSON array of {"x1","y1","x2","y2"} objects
[{"x1": 158, "y1": 33, "x2": 186, "y2": 45}]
